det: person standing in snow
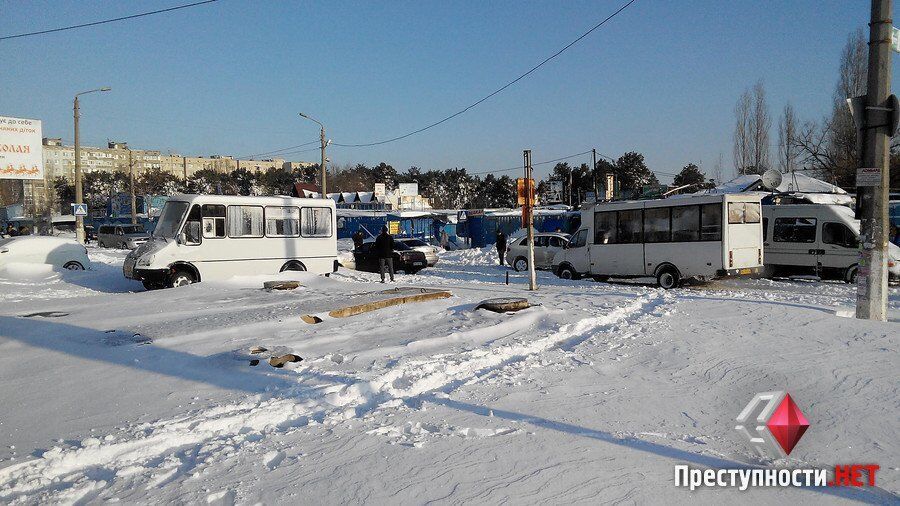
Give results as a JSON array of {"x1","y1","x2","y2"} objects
[
  {"x1": 352, "y1": 229, "x2": 365, "y2": 249},
  {"x1": 495, "y1": 229, "x2": 507, "y2": 266},
  {"x1": 374, "y1": 226, "x2": 395, "y2": 283}
]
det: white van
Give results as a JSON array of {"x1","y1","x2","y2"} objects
[
  {"x1": 124, "y1": 194, "x2": 338, "y2": 289},
  {"x1": 762, "y1": 204, "x2": 900, "y2": 282},
  {"x1": 552, "y1": 194, "x2": 763, "y2": 288}
]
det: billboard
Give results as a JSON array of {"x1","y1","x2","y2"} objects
[
  {"x1": 398, "y1": 182, "x2": 418, "y2": 197},
  {"x1": 373, "y1": 183, "x2": 386, "y2": 199},
  {"x1": 0, "y1": 116, "x2": 43, "y2": 180}
]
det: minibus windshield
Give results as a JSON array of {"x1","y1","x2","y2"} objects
[{"x1": 153, "y1": 201, "x2": 189, "y2": 238}]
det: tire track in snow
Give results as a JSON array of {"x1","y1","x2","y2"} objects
[{"x1": 0, "y1": 293, "x2": 666, "y2": 503}]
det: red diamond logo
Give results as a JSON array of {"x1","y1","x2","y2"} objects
[{"x1": 765, "y1": 393, "x2": 809, "y2": 455}]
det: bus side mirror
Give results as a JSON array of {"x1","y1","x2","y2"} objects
[{"x1": 176, "y1": 233, "x2": 186, "y2": 245}]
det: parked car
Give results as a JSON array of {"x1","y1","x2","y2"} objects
[
  {"x1": 98, "y1": 224, "x2": 150, "y2": 249},
  {"x1": 762, "y1": 203, "x2": 900, "y2": 282},
  {"x1": 352, "y1": 240, "x2": 428, "y2": 274},
  {"x1": 0, "y1": 236, "x2": 90, "y2": 270},
  {"x1": 506, "y1": 232, "x2": 570, "y2": 271},
  {"x1": 396, "y1": 237, "x2": 439, "y2": 266}
]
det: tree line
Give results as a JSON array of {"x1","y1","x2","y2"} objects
[
  {"x1": 733, "y1": 29, "x2": 900, "y2": 189},
  {"x1": 53, "y1": 149, "x2": 718, "y2": 212}
]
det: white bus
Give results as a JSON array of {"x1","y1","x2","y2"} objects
[
  {"x1": 124, "y1": 194, "x2": 338, "y2": 289},
  {"x1": 551, "y1": 194, "x2": 764, "y2": 288}
]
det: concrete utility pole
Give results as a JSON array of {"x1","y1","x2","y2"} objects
[
  {"x1": 73, "y1": 87, "x2": 110, "y2": 244},
  {"x1": 856, "y1": 0, "x2": 893, "y2": 321},
  {"x1": 592, "y1": 149, "x2": 598, "y2": 201},
  {"x1": 129, "y1": 148, "x2": 137, "y2": 225},
  {"x1": 524, "y1": 150, "x2": 537, "y2": 291},
  {"x1": 299, "y1": 112, "x2": 328, "y2": 197}
]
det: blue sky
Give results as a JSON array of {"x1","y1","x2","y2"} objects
[{"x1": 2, "y1": 0, "x2": 896, "y2": 182}]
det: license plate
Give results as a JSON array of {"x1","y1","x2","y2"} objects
[
  {"x1": 414, "y1": 262, "x2": 424, "y2": 266},
  {"x1": 739, "y1": 268, "x2": 752, "y2": 275}
]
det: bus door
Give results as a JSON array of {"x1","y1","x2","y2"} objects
[{"x1": 589, "y1": 209, "x2": 645, "y2": 276}]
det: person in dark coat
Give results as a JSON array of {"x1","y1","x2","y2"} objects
[
  {"x1": 495, "y1": 230, "x2": 507, "y2": 266},
  {"x1": 374, "y1": 226, "x2": 395, "y2": 282},
  {"x1": 5, "y1": 224, "x2": 18, "y2": 237},
  {"x1": 352, "y1": 229, "x2": 365, "y2": 249}
]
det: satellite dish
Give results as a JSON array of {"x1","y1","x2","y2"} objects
[{"x1": 760, "y1": 169, "x2": 783, "y2": 191}]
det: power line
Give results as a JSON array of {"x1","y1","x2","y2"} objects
[
  {"x1": 238, "y1": 141, "x2": 320, "y2": 160},
  {"x1": 1, "y1": 0, "x2": 220, "y2": 41},
  {"x1": 330, "y1": 0, "x2": 638, "y2": 147},
  {"x1": 469, "y1": 150, "x2": 594, "y2": 176}
]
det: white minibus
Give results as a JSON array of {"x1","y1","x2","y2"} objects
[
  {"x1": 552, "y1": 194, "x2": 764, "y2": 288},
  {"x1": 124, "y1": 194, "x2": 338, "y2": 289},
  {"x1": 762, "y1": 203, "x2": 900, "y2": 282}
]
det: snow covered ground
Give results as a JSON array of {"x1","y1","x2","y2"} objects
[{"x1": 0, "y1": 244, "x2": 897, "y2": 504}]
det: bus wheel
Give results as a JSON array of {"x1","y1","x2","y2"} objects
[
  {"x1": 169, "y1": 269, "x2": 195, "y2": 288},
  {"x1": 280, "y1": 261, "x2": 307, "y2": 272},
  {"x1": 845, "y1": 266, "x2": 858, "y2": 284},
  {"x1": 656, "y1": 267, "x2": 680, "y2": 289},
  {"x1": 558, "y1": 265, "x2": 579, "y2": 280},
  {"x1": 513, "y1": 257, "x2": 528, "y2": 272}
]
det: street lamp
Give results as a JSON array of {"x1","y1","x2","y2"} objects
[
  {"x1": 299, "y1": 112, "x2": 328, "y2": 198},
  {"x1": 73, "y1": 86, "x2": 111, "y2": 244}
]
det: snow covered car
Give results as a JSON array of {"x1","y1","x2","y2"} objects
[
  {"x1": 396, "y1": 238, "x2": 440, "y2": 266},
  {"x1": 506, "y1": 232, "x2": 570, "y2": 271},
  {"x1": 351, "y1": 241, "x2": 428, "y2": 274},
  {"x1": 0, "y1": 236, "x2": 90, "y2": 270}
]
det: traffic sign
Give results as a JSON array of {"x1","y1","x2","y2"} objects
[{"x1": 72, "y1": 203, "x2": 88, "y2": 216}]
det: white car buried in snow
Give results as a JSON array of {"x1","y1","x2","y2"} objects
[{"x1": 0, "y1": 236, "x2": 90, "y2": 270}]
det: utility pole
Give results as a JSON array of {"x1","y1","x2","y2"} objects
[
  {"x1": 592, "y1": 148, "x2": 598, "y2": 201},
  {"x1": 72, "y1": 87, "x2": 110, "y2": 244},
  {"x1": 129, "y1": 148, "x2": 137, "y2": 224},
  {"x1": 856, "y1": 0, "x2": 892, "y2": 321},
  {"x1": 524, "y1": 150, "x2": 537, "y2": 291},
  {"x1": 299, "y1": 112, "x2": 328, "y2": 197}
]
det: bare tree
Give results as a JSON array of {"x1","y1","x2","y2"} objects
[
  {"x1": 733, "y1": 89, "x2": 752, "y2": 174},
  {"x1": 713, "y1": 152, "x2": 725, "y2": 184},
  {"x1": 733, "y1": 80, "x2": 772, "y2": 175},
  {"x1": 794, "y1": 29, "x2": 867, "y2": 187},
  {"x1": 777, "y1": 102, "x2": 799, "y2": 173}
]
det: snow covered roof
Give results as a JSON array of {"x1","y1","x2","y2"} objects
[
  {"x1": 707, "y1": 173, "x2": 847, "y2": 195},
  {"x1": 357, "y1": 192, "x2": 375, "y2": 203},
  {"x1": 341, "y1": 192, "x2": 357, "y2": 203}
]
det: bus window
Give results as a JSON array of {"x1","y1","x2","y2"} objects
[
  {"x1": 184, "y1": 204, "x2": 202, "y2": 244},
  {"x1": 643, "y1": 207, "x2": 670, "y2": 243},
  {"x1": 569, "y1": 229, "x2": 587, "y2": 248},
  {"x1": 265, "y1": 206, "x2": 300, "y2": 237},
  {"x1": 228, "y1": 206, "x2": 264, "y2": 238},
  {"x1": 728, "y1": 202, "x2": 761, "y2": 224},
  {"x1": 617, "y1": 209, "x2": 643, "y2": 244},
  {"x1": 773, "y1": 217, "x2": 816, "y2": 243},
  {"x1": 301, "y1": 207, "x2": 333, "y2": 237},
  {"x1": 700, "y1": 204, "x2": 722, "y2": 241},
  {"x1": 672, "y1": 205, "x2": 700, "y2": 242},
  {"x1": 594, "y1": 211, "x2": 616, "y2": 244},
  {"x1": 202, "y1": 204, "x2": 226, "y2": 239}
]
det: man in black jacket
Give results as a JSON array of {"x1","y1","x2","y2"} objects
[
  {"x1": 374, "y1": 226, "x2": 395, "y2": 282},
  {"x1": 495, "y1": 230, "x2": 507, "y2": 266},
  {"x1": 352, "y1": 229, "x2": 365, "y2": 249}
]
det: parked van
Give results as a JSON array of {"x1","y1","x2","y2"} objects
[
  {"x1": 762, "y1": 204, "x2": 900, "y2": 282},
  {"x1": 552, "y1": 194, "x2": 763, "y2": 288},
  {"x1": 98, "y1": 223, "x2": 150, "y2": 249},
  {"x1": 124, "y1": 194, "x2": 338, "y2": 289}
]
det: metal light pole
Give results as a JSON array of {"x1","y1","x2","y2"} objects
[
  {"x1": 73, "y1": 87, "x2": 110, "y2": 244},
  {"x1": 129, "y1": 148, "x2": 136, "y2": 224},
  {"x1": 856, "y1": 0, "x2": 893, "y2": 321},
  {"x1": 299, "y1": 112, "x2": 328, "y2": 197}
]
